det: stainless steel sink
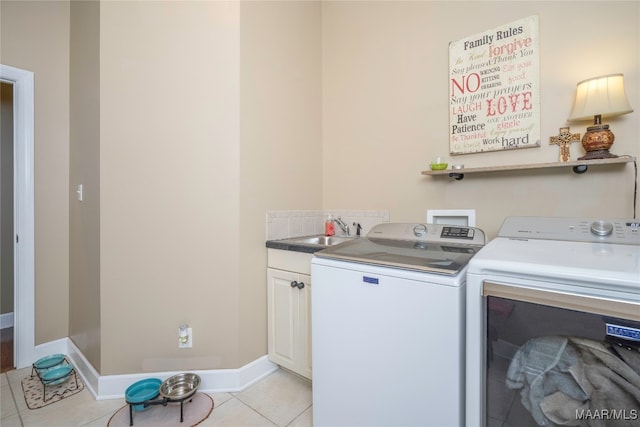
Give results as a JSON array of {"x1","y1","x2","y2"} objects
[{"x1": 288, "y1": 235, "x2": 355, "y2": 246}]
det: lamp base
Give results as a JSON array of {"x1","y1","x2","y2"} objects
[
  {"x1": 578, "y1": 123, "x2": 617, "y2": 160},
  {"x1": 578, "y1": 149, "x2": 618, "y2": 160}
]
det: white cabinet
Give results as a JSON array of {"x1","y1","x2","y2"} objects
[{"x1": 267, "y1": 249, "x2": 313, "y2": 380}]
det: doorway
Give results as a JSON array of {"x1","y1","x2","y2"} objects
[
  {"x1": 0, "y1": 64, "x2": 35, "y2": 369},
  {"x1": 1, "y1": 80, "x2": 15, "y2": 372}
]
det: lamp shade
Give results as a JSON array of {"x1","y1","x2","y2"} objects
[{"x1": 568, "y1": 73, "x2": 633, "y2": 121}]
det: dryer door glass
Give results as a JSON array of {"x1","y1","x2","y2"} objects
[{"x1": 486, "y1": 295, "x2": 640, "y2": 427}]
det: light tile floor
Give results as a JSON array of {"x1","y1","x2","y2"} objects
[{"x1": 1, "y1": 367, "x2": 312, "y2": 427}]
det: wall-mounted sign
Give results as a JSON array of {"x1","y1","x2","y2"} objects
[{"x1": 449, "y1": 15, "x2": 540, "y2": 155}]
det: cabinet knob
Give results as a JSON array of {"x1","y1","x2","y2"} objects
[
  {"x1": 290, "y1": 280, "x2": 298, "y2": 288},
  {"x1": 297, "y1": 281, "x2": 305, "y2": 289}
]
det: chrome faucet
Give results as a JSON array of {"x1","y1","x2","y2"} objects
[{"x1": 333, "y1": 216, "x2": 350, "y2": 236}]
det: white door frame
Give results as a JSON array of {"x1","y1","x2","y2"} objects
[{"x1": 1, "y1": 64, "x2": 35, "y2": 369}]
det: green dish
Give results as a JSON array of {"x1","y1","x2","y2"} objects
[{"x1": 430, "y1": 163, "x2": 448, "y2": 171}]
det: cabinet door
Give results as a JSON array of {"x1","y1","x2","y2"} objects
[{"x1": 267, "y1": 268, "x2": 299, "y2": 371}]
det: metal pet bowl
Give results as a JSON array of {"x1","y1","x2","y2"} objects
[{"x1": 159, "y1": 373, "x2": 201, "y2": 401}]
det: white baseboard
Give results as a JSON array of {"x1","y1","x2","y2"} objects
[
  {"x1": 37, "y1": 338, "x2": 278, "y2": 400},
  {"x1": 0, "y1": 312, "x2": 14, "y2": 329}
]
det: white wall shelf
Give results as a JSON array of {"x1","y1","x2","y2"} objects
[{"x1": 421, "y1": 156, "x2": 636, "y2": 180}]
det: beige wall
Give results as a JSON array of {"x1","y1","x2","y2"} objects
[
  {"x1": 2, "y1": 0, "x2": 323, "y2": 375},
  {"x1": 69, "y1": 0, "x2": 101, "y2": 371},
  {"x1": 322, "y1": 1, "x2": 640, "y2": 238},
  {"x1": 99, "y1": 0, "x2": 242, "y2": 374},
  {"x1": 239, "y1": 1, "x2": 323, "y2": 365},
  {"x1": 0, "y1": 0, "x2": 70, "y2": 344},
  {"x1": 97, "y1": 0, "x2": 323, "y2": 374}
]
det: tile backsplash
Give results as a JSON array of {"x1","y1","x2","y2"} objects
[{"x1": 266, "y1": 210, "x2": 390, "y2": 241}]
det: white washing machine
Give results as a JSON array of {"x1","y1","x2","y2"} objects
[
  {"x1": 312, "y1": 223, "x2": 486, "y2": 427},
  {"x1": 465, "y1": 217, "x2": 640, "y2": 427}
]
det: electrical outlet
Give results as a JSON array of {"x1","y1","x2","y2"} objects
[{"x1": 178, "y1": 327, "x2": 192, "y2": 349}]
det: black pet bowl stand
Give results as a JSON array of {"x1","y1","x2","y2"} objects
[
  {"x1": 127, "y1": 394, "x2": 195, "y2": 426},
  {"x1": 31, "y1": 357, "x2": 79, "y2": 403}
]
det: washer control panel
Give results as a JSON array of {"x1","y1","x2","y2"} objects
[
  {"x1": 498, "y1": 216, "x2": 640, "y2": 245},
  {"x1": 367, "y1": 223, "x2": 486, "y2": 245},
  {"x1": 441, "y1": 226, "x2": 475, "y2": 239}
]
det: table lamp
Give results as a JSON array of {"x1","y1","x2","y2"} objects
[{"x1": 568, "y1": 73, "x2": 633, "y2": 160}]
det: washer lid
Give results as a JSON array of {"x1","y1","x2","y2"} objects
[{"x1": 314, "y1": 236, "x2": 481, "y2": 275}]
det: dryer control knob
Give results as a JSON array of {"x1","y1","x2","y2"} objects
[
  {"x1": 590, "y1": 220, "x2": 613, "y2": 236},
  {"x1": 413, "y1": 224, "x2": 427, "y2": 237}
]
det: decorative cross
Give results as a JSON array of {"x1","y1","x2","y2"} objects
[{"x1": 549, "y1": 127, "x2": 581, "y2": 162}]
